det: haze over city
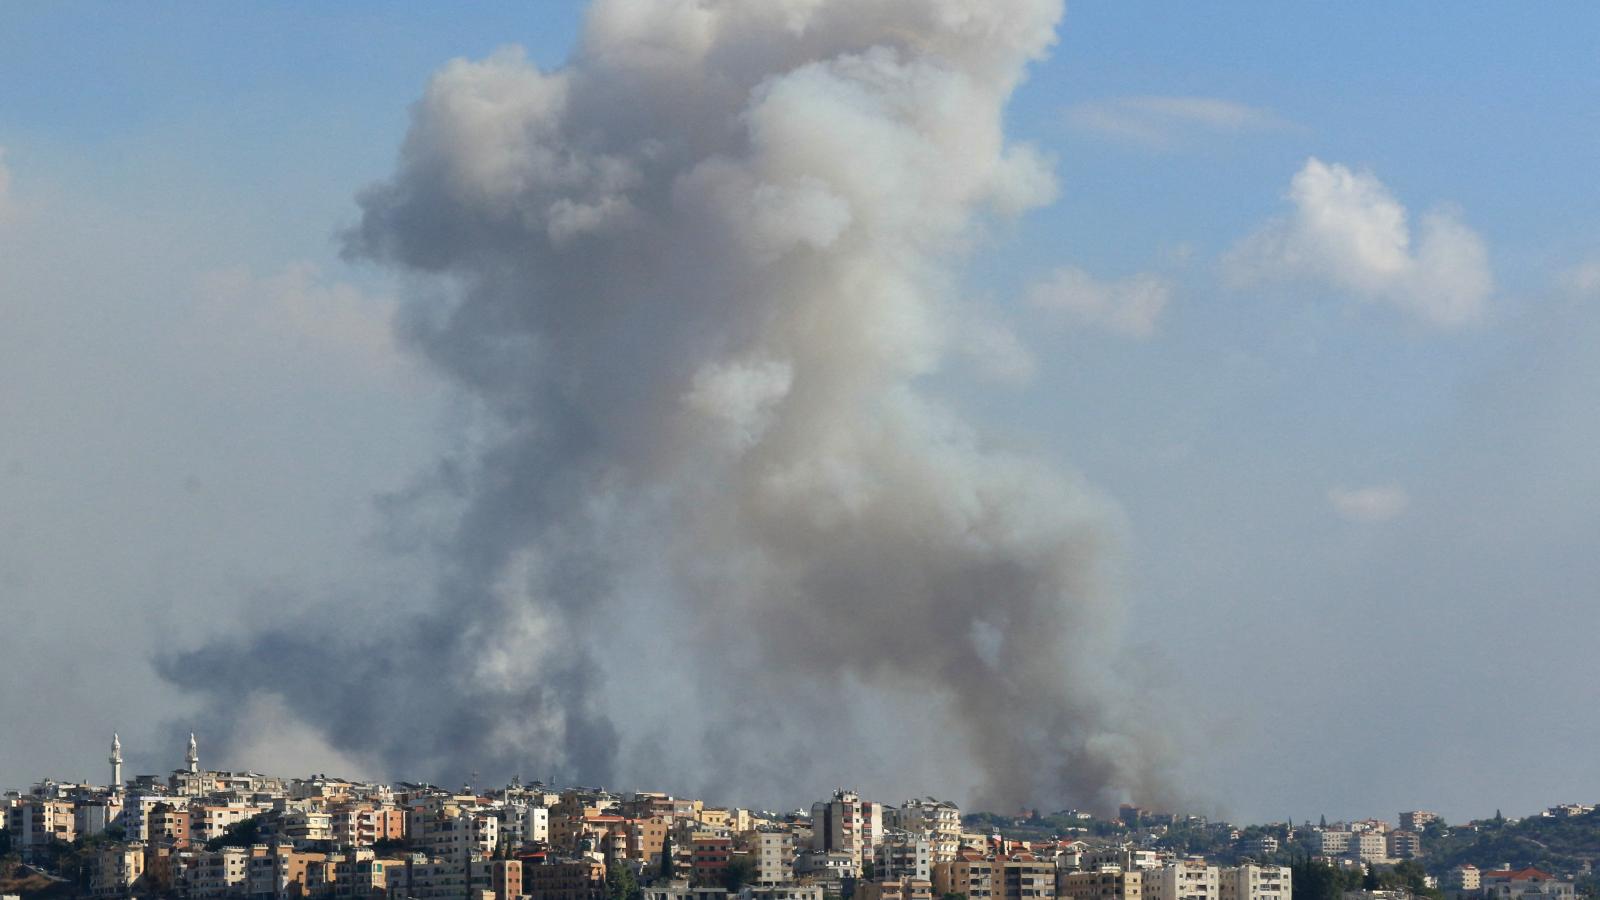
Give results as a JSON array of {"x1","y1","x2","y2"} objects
[{"x1": 4, "y1": 0, "x2": 1600, "y2": 828}]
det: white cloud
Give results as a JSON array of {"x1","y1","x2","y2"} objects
[
  {"x1": 1027, "y1": 265, "x2": 1172, "y2": 338},
  {"x1": 1227, "y1": 158, "x2": 1492, "y2": 328},
  {"x1": 1066, "y1": 96, "x2": 1288, "y2": 147},
  {"x1": 1327, "y1": 485, "x2": 1410, "y2": 523}
]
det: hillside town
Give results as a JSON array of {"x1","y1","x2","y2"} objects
[{"x1": 0, "y1": 736, "x2": 1589, "y2": 900}]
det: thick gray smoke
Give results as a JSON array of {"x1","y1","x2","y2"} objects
[{"x1": 163, "y1": 0, "x2": 1179, "y2": 813}]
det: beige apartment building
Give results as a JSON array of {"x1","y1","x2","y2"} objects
[
  {"x1": 1143, "y1": 860, "x2": 1219, "y2": 900},
  {"x1": 1060, "y1": 867, "x2": 1143, "y2": 900},
  {"x1": 934, "y1": 853, "x2": 995, "y2": 900},
  {"x1": 996, "y1": 856, "x2": 1057, "y2": 900},
  {"x1": 1219, "y1": 865, "x2": 1290, "y2": 900}
]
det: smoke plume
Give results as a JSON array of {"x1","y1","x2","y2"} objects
[{"x1": 163, "y1": 0, "x2": 1179, "y2": 813}]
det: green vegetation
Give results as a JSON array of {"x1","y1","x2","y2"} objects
[
  {"x1": 609, "y1": 861, "x2": 644, "y2": 900},
  {"x1": 204, "y1": 815, "x2": 265, "y2": 852},
  {"x1": 1424, "y1": 811, "x2": 1600, "y2": 877},
  {"x1": 722, "y1": 857, "x2": 757, "y2": 892},
  {"x1": 659, "y1": 834, "x2": 675, "y2": 882}
]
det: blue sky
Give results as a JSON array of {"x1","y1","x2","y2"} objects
[{"x1": 3, "y1": 2, "x2": 1599, "y2": 824}]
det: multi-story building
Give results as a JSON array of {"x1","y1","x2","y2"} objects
[
  {"x1": 184, "y1": 846, "x2": 252, "y2": 899},
  {"x1": 1079, "y1": 849, "x2": 1159, "y2": 873},
  {"x1": 1219, "y1": 865, "x2": 1290, "y2": 900},
  {"x1": 1447, "y1": 866, "x2": 1481, "y2": 892},
  {"x1": 1398, "y1": 812, "x2": 1438, "y2": 833},
  {"x1": 1385, "y1": 831, "x2": 1420, "y2": 860},
  {"x1": 933, "y1": 852, "x2": 995, "y2": 900},
  {"x1": 795, "y1": 850, "x2": 860, "y2": 883},
  {"x1": 753, "y1": 831, "x2": 795, "y2": 885},
  {"x1": 331, "y1": 801, "x2": 407, "y2": 848},
  {"x1": 86, "y1": 841, "x2": 146, "y2": 898},
  {"x1": 996, "y1": 856, "x2": 1057, "y2": 900},
  {"x1": 877, "y1": 836, "x2": 931, "y2": 881},
  {"x1": 1308, "y1": 831, "x2": 1349, "y2": 858},
  {"x1": 693, "y1": 835, "x2": 734, "y2": 885},
  {"x1": 7, "y1": 797, "x2": 77, "y2": 857},
  {"x1": 810, "y1": 790, "x2": 883, "y2": 871},
  {"x1": 329, "y1": 849, "x2": 400, "y2": 899},
  {"x1": 189, "y1": 802, "x2": 262, "y2": 845},
  {"x1": 887, "y1": 800, "x2": 962, "y2": 864},
  {"x1": 1239, "y1": 836, "x2": 1278, "y2": 857},
  {"x1": 626, "y1": 816, "x2": 672, "y2": 866},
  {"x1": 522, "y1": 858, "x2": 606, "y2": 900},
  {"x1": 500, "y1": 803, "x2": 552, "y2": 851},
  {"x1": 1060, "y1": 867, "x2": 1143, "y2": 900},
  {"x1": 1143, "y1": 860, "x2": 1219, "y2": 900},
  {"x1": 148, "y1": 801, "x2": 193, "y2": 848},
  {"x1": 414, "y1": 808, "x2": 500, "y2": 859},
  {"x1": 1349, "y1": 832, "x2": 1386, "y2": 865},
  {"x1": 858, "y1": 877, "x2": 935, "y2": 900}
]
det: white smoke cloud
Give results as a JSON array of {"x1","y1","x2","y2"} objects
[
  {"x1": 188, "y1": 263, "x2": 409, "y2": 378},
  {"x1": 1327, "y1": 485, "x2": 1411, "y2": 523},
  {"x1": 165, "y1": 0, "x2": 1181, "y2": 813},
  {"x1": 1028, "y1": 265, "x2": 1172, "y2": 338},
  {"x1": 1227, "y1": 158, "x2": 1492, "y2": 328}
]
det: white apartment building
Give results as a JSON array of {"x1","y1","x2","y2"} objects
[
  {"x1": 499, "y1": 802, "x2": 551, "y2": 850},
  {"x1": 1143, "y1": 860, "x2": 1219, "y2": 900},
  {"x1": 1220, "y1": 865, "x2": 1290, "y2": 900},
  {"x1": 887, "y1": 799, "x2": 962, "y2": 863},
  {"x1": 1350, "y1": 832, "x2": 1386, "y2": 864}
]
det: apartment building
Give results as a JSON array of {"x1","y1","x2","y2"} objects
[
  {"x1": 933, "y1": 852, "x2": 995, "y2": 900},
  {"x1": 1398, "y1": 812, "x2": 1438, "y2": 832},
  {"x1": 522, "y1": 858, "x2": 606, "y2": 900},
  {"x1": 331, "y1": 801, "x2": 406, "y2": 847},
  {"x1": 877, "y1": 836, "x2": 932, "y2": 881},
  {"x1": 1060, "y1": 867, "x2": 1143, "y2": 900},
  {"x1": 811, "y1": 790, "x2": 884, "y2": 871},
  {"x1": 753, "y1": 831, "x2": 795, "y2": 885},
  {"x1": 1143, "y1": 860, "x2": 1219, "y2": 900},
  {"x1": 857, "y1": 877, "x2": 936, "y2": 900},
  {"x1": 887, "y1": 799, "x2": 962, "y2": 863},
  {"x1": 1219, "y1": 865, "x2": 1290, "y2": 900},
  {"x1": 1385, "y1": 831, "x2": 1421, "y2": 860},
  {"x1": 997, "y1": 856, "x2": 1057, "y2": 900},
  {"x1": 1309, "y1": 831, "x2": 1350, "y2": 857},
  {"x1": 85, "y1": 841, "x2": 146, "y2": 898},
  {"x1": 1350, "y1": 832, "x2": 1386, "y2": 864}
]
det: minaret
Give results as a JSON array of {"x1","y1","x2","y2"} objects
[
  {"x1": 110, "y1": 733, "x2": 123, "y2": 793},
  {"x1": 186, "y1": 732, "x2": 199, "y2": 775}
]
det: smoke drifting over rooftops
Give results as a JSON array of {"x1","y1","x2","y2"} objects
[{"x1": 162, "y1": 0, "x2": 1182, "y2": 813}]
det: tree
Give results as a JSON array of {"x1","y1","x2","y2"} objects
[
  {"x1": 659, "y1": 834, "x2": 675, "y2": 882},
  {"x1": 862, "y1": 861, "x2": 877, "y2": 881},
  {"x1": 206, "y1": 816, "x2": 264, "y2": 851},
  {"x1": 722, "y1": 858, "x2": 757, "y2": 893},
  {"x1": 609, "y1": 862, "x2": 643, "y2": 900}
]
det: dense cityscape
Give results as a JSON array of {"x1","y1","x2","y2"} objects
[{"x1": 1, "y1": 735, "x2": 1592, "y2": 900}]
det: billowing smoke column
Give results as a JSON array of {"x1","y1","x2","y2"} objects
[{"x1": 164, "y1": 0, "x2": 1179, "y2": 812}]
